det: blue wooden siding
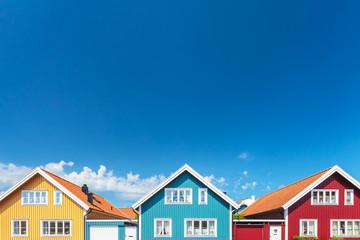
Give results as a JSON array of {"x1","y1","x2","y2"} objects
[
  {"x1": 141, "y1": 171, "x2": 231, "y2": 240},
  {"x1": 86, "y1": 221, "x2": 132, "y2": 240}
]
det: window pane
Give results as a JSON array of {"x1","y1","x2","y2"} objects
[
  {"x1": 20, "y1": 221, "x2": 27, "y2": 235},
  {"x1": 313, "y1": 191, "x2": 318, "y2": 203},
  {"x1": 29, "y1": 192, "x2": 34, "y2": 203},
  {"x1": 355, "y1": 221, "x2": 360, "y2": 236},
  {"x1": 201, "y1": 191, "x2": 205, "y2": 202},
  {"x1": 309, "y1": 221, "x2": 315, "y2": 236},
  {"x1": 348, "y1": 221, "x2": 353, "y2": 236},
  {"x1": 13, "y1": 221, "x2": 19, "y2": 235},
  {"x1": 201, "y1": 221, "x2": 208, "y2": 235},
  {"x1": 186, "y1": 221, "x2": 193, "y2": 235},
  {"x1": 50, "y1": 221, "x2": 56, "y2": 235},
  {"x1": 332, "y1": 221, "x2": 338, "y2": 236},
  {"x1": 165, "y1": 190, "x2": 171, "y2": 203},
  {"x1": 41, "y1": 192, "x2": 46, "y2": 203},
  {"x1": 340, "y1": 221, "x2": 346, "y2": 235},
  {"x1": 209, "y1": 221, "x2": 215, "y2": 236},
  {"x1": 331, "y1": 191, "x2": 336, "y2": 203},
  {"x1": 194, "y1": 221, "x2": 200, "y2": 235},
  {"x1": 173, "y1": 190, "x2": 178, "y2": 202},
  {"x1": 179, "y1": 190, "x2": 184, "y2": 202},
  {"x1": 325, "y1": 191, "x2": 330, "y2": 203},
  {"x1": 303, "y1": 221, "x2": 308, "y2": 235},
  {"x1": 58, "y1": 221, "x2": 63, "y2": 235},
  {"x1": 156, "y1": 221, "x2": 162, "y2": 235},
  {"x1": 185, "y1": 190, "x2": 191, "y2": 202},
  {"x1": 164, "y1": 221, "x2": 170, "y2": 235},
  {"x1": 35, "y1": 192, "x2": 40, "y2": 203},
  {"x1": 43, "y1": 222, "x2": 49, "y2": 235},
  {"x1": 64, "y1": 222, "x2": 70, "y2": 235}
]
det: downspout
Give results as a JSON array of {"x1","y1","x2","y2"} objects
[{"x1": 84, "y1": 209, "x2": 93, "y2": 240}]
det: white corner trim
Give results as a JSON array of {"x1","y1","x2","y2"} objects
[
  {"x1": 139, "y1": 205, "x2": 142, "y2": 240},
  {"x1": 0, "y1": 167, "x2": 89, "y2": 210},
  {"x1": 282, "y1": 165, "x2": 360, "y2": 210},
  {"x1": 132, "y1": 164, "x2": 239, "y2": 209},
  {"x1": 229, "y1": 205, "x2": 233, "y2": 240},
  {"x1": 284, "y1": 209, "x2": 288, "y2": 240}
]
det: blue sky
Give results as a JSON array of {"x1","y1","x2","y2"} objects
[{"x1": 1, "y1": 0, "x2": 360, "y2": 206}]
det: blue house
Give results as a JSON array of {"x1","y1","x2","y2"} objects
[{"x1": 132, "y1": 164, "x2": 239, "y2": 240}]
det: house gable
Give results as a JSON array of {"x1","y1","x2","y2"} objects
[{"x1": 140, "y1": 171, "x2": 232, "y2": 239}]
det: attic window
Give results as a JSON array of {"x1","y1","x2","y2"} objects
[
  {"x1": 311, "y1": 189, "x2": 338, "y2": 205},
  {"x1": 345, "y1": 189, "x2": 354, "y2": 205}
]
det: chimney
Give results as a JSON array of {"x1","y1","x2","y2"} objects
[
  {"x1": 251, "y1": 195, "x2": 255, "y2": 201},
  {"x1": 87, "y1": 193, "x2": 94, "y2": 205},
  {"x1": 223, "y1": 191, "x2": 227, "y2": 195},
  {"x1": 82, "y1": 184, "x2": 89, "y2": 195}
]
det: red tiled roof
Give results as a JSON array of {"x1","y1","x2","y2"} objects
[
  {"x1": 42, "y1": 169, "x2": 127, "y2": 219},
  {"x1": 241, "y1": 167, "x2": 332, "y2": 217},
  {"x1": 118, "y1": 208, "x2": 138, "y2": 219}
]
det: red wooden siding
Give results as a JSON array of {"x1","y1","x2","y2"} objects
[
  {"x1": 233, "y1": 222, "x2": 285, "y2": 240},
  {"x1": 288, "y1": 172, "x2": 360, "y2": 240}
]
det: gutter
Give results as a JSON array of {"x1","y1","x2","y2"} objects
[{"x1": 84, "y1": 208, "x2": 92, "y2": 240}]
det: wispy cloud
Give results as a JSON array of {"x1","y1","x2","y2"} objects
[
  {"x1": 237, "y1": 152, "x2": 248, "y2": 160},
  {"x1": 0, "y1": 163, "x2": 32, "y2": 189},
  {"x1": 243, "y1": 171, "x2": 248, "y2": 176},
  {"x1": 204, "y1": 174, "x2": 228, "y2": 188},
  {"x1": 241, "y1": 181, "x2": 257, "y2": 190},
  {"x1": 278, "y1": 185, "x2": 285, "y2": 189}
]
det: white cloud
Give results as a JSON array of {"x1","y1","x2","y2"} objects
[
  {"x1": 204, "y1": 174, "x2": 228, "y2": 188},
  {"x1": 237, "y1": 152, "x2": 247, "y2": 160},
  {"x1": 266, "y1": 185, "x2": 271, "y2": 191},
  {"x1": 0, "y1": 163, "x2": 32, "y2": 189},
  {"x1": 243, "y1": 171, "x2": 248, "y2": 176},
  {"x1": 241, "y1": 181, "x2": 257, "y2": 190},
  {"x1": 0, "y1": 161, "x2": 166, "y2": 202},
  {"x1": 278, "y1": 185, "x2": 285, "y2": 189}
]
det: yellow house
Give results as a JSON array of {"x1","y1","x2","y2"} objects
[{"x1": 0, "y1": 168, "x2": 128, "y2": 239}]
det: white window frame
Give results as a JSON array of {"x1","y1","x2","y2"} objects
[
  {"x1": 54, "y1": 190, "x2": 63, "y2": 206},
  {"x1": 40, "y1": 219, "x2": 72, "y2": 237},
  {"x1": 21, "y1": 190, "x2": 48, "y2": 205},
  {"x1": 11, "y1": 219, "x2": 28, "y2": 237},
  {"x1": 300, "y1": 219, "x2": 317, "y2": 237},
  {"x1": 198, "y1": 188, "x2": 208, "y2": 205},
  {"x1": 154, "y1": 218, "x2": 172, "y2": 238},
  {"x1": 331, "y1": 219, "x2": 360, "y2": 237},
  {"x1": 184, "y1": 218, "x2": 217, "y2": 238},
  {"x1": 345, "y1": 189, "x2": 354, "y2": 206},
  {"x1": 164, "y1": 188, "x2": 192, "y2": 205},
  {"x1": 311, "y1": 189, "x2": 339, "y2": 205}
]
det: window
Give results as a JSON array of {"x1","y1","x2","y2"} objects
[
  {"x1": 184, "y1": 219, "x2": 217, "y2": 238},
  {"x1": 311, "y1": 190, "x2": 338, "y2": 205},
  {"x1": 300, "y1": 219, "x2": 317, "y2": 237},
  {"x1": 165, "y1": 188, "x2": 192, "y2": 204},
  {"x1": 331, "y1": 220, "x2": 360, "y2": 237},
  {"x1": 345, "y1": 189, "x2": 354, "y2": 205},
  {"x1": 154, "y1": 219, "x2": 171, "y2": 237},
  {"x1": 54, "y1": 191, "x2": 63, "y2": 205},
  {"x1": 198, "y1": 188, "x2": 208, "y2": 205},
  {"x1": 41, "y1": 220, "x2": 71, "y2": 237},
  {"x1": 21, "y1": 190, "x2": 47, "y2": 205},
  {"x1": 11, "y1": 220, "x2": 28, "y2": 237}
]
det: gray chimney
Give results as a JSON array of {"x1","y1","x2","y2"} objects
[
  {"x1": 82, "y1": 184, "x2": 89, "y2": 195},
  {"x1": 251, "y1": 195, "x2": 256, "y2": 201}
]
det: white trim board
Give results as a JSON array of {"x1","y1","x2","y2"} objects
[
  {"x1": 0, "y1": 167, "x2": 90, "y2": 210},
  {"x1": 132, "y1": 164, "x2": 239, "y2": 209},
  {"x1": 282, "y1": 165, "x2": 360, "y2": 210}
]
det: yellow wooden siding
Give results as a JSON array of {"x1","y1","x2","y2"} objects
[{"x1": 0, "y1": 173, "x2": 85, "y2": 240}]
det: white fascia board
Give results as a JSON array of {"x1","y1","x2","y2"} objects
[
  {"x1": 233, "y1": 219, "x2": 285, "y2": 222},
  {"x1": 0, "y1": 167, "x2": 89, "y2": 211},
  {"x1": 282, "y1": 165, "x2": 360, "y2": 210},
  {"x1": 132, "y1": 164, "x2": 239, "y2": 209}
]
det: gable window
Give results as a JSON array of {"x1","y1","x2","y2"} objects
[
  {"x1": 54, "y1": 191, "x2": 63, "y2": 206},
  {"x1": 300, "y1": 219, "x2": 317, "y2": 237},
  {"x1": 185, "y1": 218, "x2": 217, "y2": 238},
  {"x1": 41, "y1": 220, "x2": 71, "y2": 237},
  {"x1": 165, "y1": 188, "x2": 192, "y2": 204},
  {"x1": 345, "y1": 189, "x2": 354, "y2": 205},
  {"x1": 198, "y1": 188, "x2": 208, "y2": 205},
  {"x1": 154, "y1": 219, "x2": 171, "y2": 237},
  {"x1": 11, "y1": 219, "x2": 28, "y2": 237},
  {"x1": 331, "y1": 220, "x2": 360, "y2": 237},
  {"x1": 311, "y1": 190, "x2": 338, "y2": 205},
  {"x1": 21, "y1": 190, "x2": 47, "y2": 205}
]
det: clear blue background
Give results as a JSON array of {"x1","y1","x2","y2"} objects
[{"x1": 1, "y1": 0, "x2": 360, "y2": 205}]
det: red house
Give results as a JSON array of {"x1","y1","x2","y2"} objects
[{"x1": 234, "y1": 165, "x2": 360, "y2": 240}]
